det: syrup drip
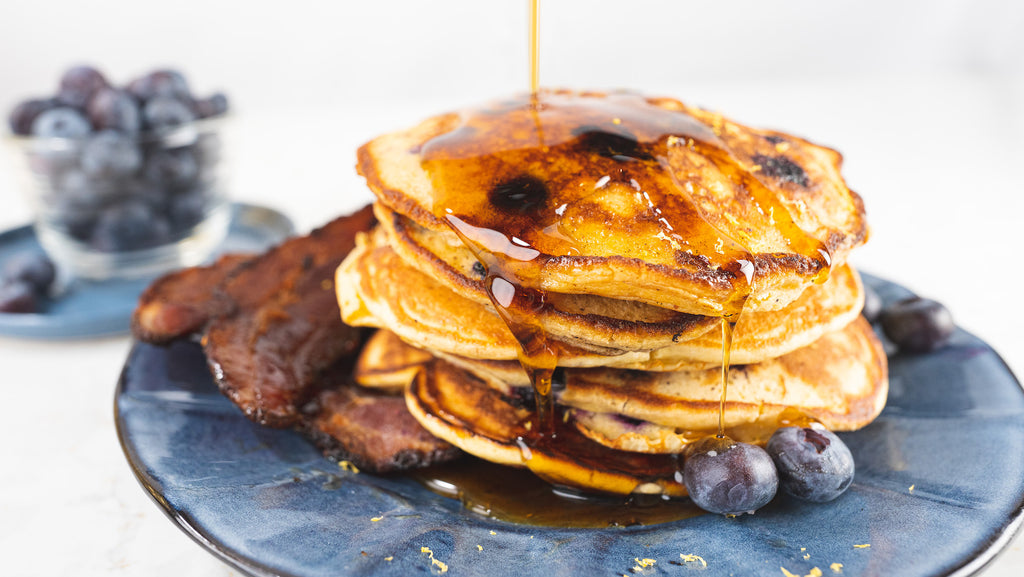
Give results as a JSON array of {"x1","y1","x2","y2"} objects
[
  {"x1": 717, "y1": 318, "x2": 736, "y2": 437},
  {"x1": 529, "y1": 0, "x2": 539, "y2": 94}
]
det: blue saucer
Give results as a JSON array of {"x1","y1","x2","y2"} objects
[
  {"x1": 0, "y1": 203, "x2": 293, "y2": 339},
  {"x1": 115, "y1": 275, "x2": 1024, "y2": 577}
]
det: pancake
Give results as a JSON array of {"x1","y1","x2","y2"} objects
[
  {"x1": 337, "y1": 225, "x2": 866, "y2": 368},
  {"x1": 337, "y1": 229, "x2": 657, "y2": 366},
  {"x1": 353, "y1": 328, "x2": 433, "y2": 391},
  {"x1": 405, "y1": 359, "x2": 687, "y2": 496},
  {"x1": 358, "y1": 89, "x2": 868, "y2": 317},
  {"x1": 611, "y1": 262, "x2": 865, "y2": 368},
  {"x1": 559, "y1": 317, "x2": 887, "y2": 438},
  {"x1": 359, "y1": 317, "x2": 886, "y2": 456},
  {"x1": 374, "y1": 202, "x2": 719, "y2": 350}
]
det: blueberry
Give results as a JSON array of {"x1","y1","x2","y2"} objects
[
  {"x1": 880, "y1": 296, "x2": 954, "y2": 353},
  {"x1": 142, "y1": 147, "x2": 199, "y2": 189},
  {"x1": 87, "y1": 88, "x2": 141, "y2": 134},
  {"x1": 142, "y1": 96, "x2": 195, "y2": 131},
  {"x1": 57, "y1": 65, "x2": 110, "y2": 109},
  {"x1": 50, "y1": 170, "x2": 106, "y2": 240},
  {"x1": 123, "y1": 179, "x2": 172, "y2": 213},
  {"x1": 80, "y1": 130, "x2": 142, "y2": 178},
  {"x1": 128, "y1": 69, "x2": 191, "y2": 102},
  {"x1": 31, "y1": 107, "x2": 91, "y2": 138},
  {"x1": 861, "y1": 283, "x2": 882, "y2": 323},
  {"x1": 682, "y1": 435, "x2": 778, "y2": 515},
  {"x1": 766, "y1": 426, "x2": 854, "y2": 503},
  {"x1": 0, "y1": 282, "x2": 38, "y2": 313},
  {"x1": 56, "y1": 168, "x2": 113, "y2": 205},
  {"x1": 90, "y1": 201, "x2": 171, "y2": 252},
  {"x1": 168, "y1": 188, "x2": 209, "y2": 231},
  {"x1": 3, "y1": 252, "x2": 56, "y2": 295},
  {"x1": 192, "y1": 93, "x2": 229, "y2": 119},
  {"x1": 8, "y1": 98, "x2": 58, "y2": 136}
]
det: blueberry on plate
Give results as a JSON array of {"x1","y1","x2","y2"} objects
[
  {"x1": 87, "y1": 88, "x2": 141, "y2": 135},
  {"x1": 3, "y1": 252, "x2": 56, "y2": 295},
  {"x1": 0, "y1": 281, "x2": 38, "y2": 314},
  {"x1": 766, "y1": 425, "x2": 854, "y2": 503},
  {"x1": 142, "y1": 96, "x2": 195, "y2": 132},
  {"x1": 90, "y1": 201, "x2": 172, "y2": 252},
  {"x1": 8, "y1": 98, "x2": 58, "y2": 136},
  {"x1": 57, "y1": 65, "x2": 110, "y2": 109},
  {"x1": 880, "y1": 296, "x2": 954, "y2": 353},
  {"x1": 80, "y1": 130, "x2": 143, "y2": 178},
  {"x1": 31, "y1": 107, "x2": 91, "y2": 139},
  {"x1": 683, "y1": 435, "x2": 778, "y2": 515}
]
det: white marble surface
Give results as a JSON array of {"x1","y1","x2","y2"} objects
[{"x1": 2, "y1": 74, "x2": 1023, "y2": 576}]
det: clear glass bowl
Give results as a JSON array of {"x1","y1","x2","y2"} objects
[{"x1": 9, "y1": 118, "x2": 231, "y2": 280}]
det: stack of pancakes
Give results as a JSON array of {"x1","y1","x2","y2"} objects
[{"x1": 336, "y1": 90, "x2": 887, "y2": 496}]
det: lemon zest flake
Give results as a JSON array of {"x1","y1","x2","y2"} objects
[
  {"x1": 634, "y1": 557, "x2": 656, "y2": 568},
  {"x1": 338, "y1": 461, "x2": 360, "y2": 474},
  {"x1": 477, "y1": 545, "x2": 483, "y2": 551},
  {"x1": 853, "y1": 544, "x2": 871, "y2": 549},
  {"x1": 830, "y1": 562, "x2": 844, "y2": 573},
  {"x1": 384, "y1": 556, "x2": 393, "y2": 562},
  {"x1": 420, "y1": 546, "x2": 448, "y2": 574},
  {"x1": 781, "y1": 567, "x2": 800, "y2": 577},
  {"x1": 809, "y1": 568, "x2": 823, "y2": 577},
  {"x1": 679, "y1": 554, "x2": 707, "y2": 568}
]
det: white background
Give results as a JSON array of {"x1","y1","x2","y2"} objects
[{"x1": 1, "y1": 1, "x2": 1022, "y2": 576}]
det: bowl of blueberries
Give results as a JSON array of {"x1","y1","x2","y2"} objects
[{"x1": 7, "y1": 65, "x2": 231, "y2": 280}]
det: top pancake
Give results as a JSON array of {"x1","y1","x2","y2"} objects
[{"x1": 358, "y1": 89, "x2": 868, "y2": 317}]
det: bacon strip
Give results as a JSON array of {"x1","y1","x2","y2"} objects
[
  {"x1": 130, "y1": 205, "x2": 459, "y2": 473},
  {"x1": 131, "y1": 253, "x2": 251, "y2": 344},
  {"x1": 303, "y1": 364, "x2": 461, "y2": 473},
  {"x1": 204, "y1": 206, "x2": 376, "y2": 427}
]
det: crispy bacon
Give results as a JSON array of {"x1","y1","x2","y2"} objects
[
  {"x1": 204, "y1": 205, "x2": 376, "y2": 427},
  {"x1": 131, "y1": 253, "x2": 251, "y2": 343},
  {"x1": 130, "y1": 204, "x2": 459, "y2": 473},
  {"x1": 302, "y1": 365, "x2": 461, "y2": 473}
]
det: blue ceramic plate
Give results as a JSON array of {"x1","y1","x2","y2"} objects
[
  {"x1": 0, "y1": 203, "x2": 292, "y2": 339},
  {"x1": 115, "y1": 276, "x2": 1024, "y2": 577}
]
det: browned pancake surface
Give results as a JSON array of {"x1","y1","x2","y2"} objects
[
  {"x1": 359, "y1": 90, "x2": 868, "y2": 316},
  {"x1": 405, "y1": 359, "x2": 687, "y2": 496}
]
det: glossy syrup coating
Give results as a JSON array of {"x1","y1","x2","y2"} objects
[{"x1": 413, "y1": 90, "x2": 861, "y2": 312}]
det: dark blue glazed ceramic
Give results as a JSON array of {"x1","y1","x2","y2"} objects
[
  {"x1": 0, "y1": 204, "x2": 292, "y2": 339},
  {"x1": 115, "y1": 275, "x2": 1024, "y2": 577}
]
